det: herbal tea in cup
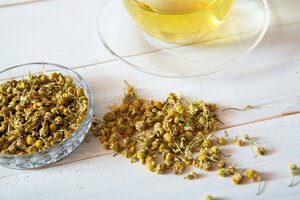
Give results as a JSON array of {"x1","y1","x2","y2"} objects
[{"x1": 123, "y1": 0, "x2": 234, "y2": 44}]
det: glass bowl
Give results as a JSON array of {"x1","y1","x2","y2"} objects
[
  {"x1": 97, "y1": 0, "x2": 270, "y2": 77},
  {"x1": 0, "y1": 62, "x2": 93, "y2": 169}
]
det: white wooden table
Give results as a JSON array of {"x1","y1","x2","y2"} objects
[{"x1": 0, "y1": 0, "x2": 300, "y2": 199}]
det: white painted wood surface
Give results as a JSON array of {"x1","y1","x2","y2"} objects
[{"x1": 0, "y1": 0, "x2": 300, "y2": 199}]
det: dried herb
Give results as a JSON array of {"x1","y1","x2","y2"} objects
[
  {"x1": 233, "y1": 135, "x2": 245, "y2": 147},
  {"x1": 232, "y1": 172, "x2": 243, "y2": 184},
  {"x1": 243, "y1": 134, "x2": 266, "y2": 158},
  {"x1": 184, "y1": 171, "x2": 198, "y2": 180},
  {"x1": 289, "y1": 164, "x2": 298, "y2": 187},
  {"x1": 93, "y1": 82, "x2": 266, "y2": 195},
  {"x1": 97, "y1": 82, "x2": 220, "y2": 175},
  {"x1": 204, "y1": 195, "x2": 214, "y2": 200},
  {"x1": 245, "y1": 169, "x2": 263, "y2": 195},
  {"x1": 222, "y1": 105, "x2": 254, "y2": 112},
  {"x1": 218, "y1": 164, "x2": 236, "y2": 177},
  {"x1": 0, "y1": 72, "x2": 88, "y2": 154}
]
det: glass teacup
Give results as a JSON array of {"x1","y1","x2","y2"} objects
[
  {"x1": 123, "y1": 0, "x2": 235, "y2": 44},
  {"x1": 97, "y1": 0, "x2": 269, "y2": 77}
]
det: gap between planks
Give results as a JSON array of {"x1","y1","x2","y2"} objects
[
  {"x1": 0, "y1": 0, "x2": 49, "y2": 8},
  {"x1": 220, "y1": 111, "x2": 300, "y2": 130},
  {"x1": 1, "y1": 110, "x2": 299, "y2": 181},
  {"x1": 72, "y1": 21, "x2": 300, "y2": 71}
]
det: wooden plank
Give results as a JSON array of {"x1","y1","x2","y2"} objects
[
  {"x1": 0, "y1": 22, "x2": 300, "y2": 178},
  {"x1": 0, "y1": 0, "x2": 300, "y2": 191},
  {"x1": 1, "y1": 55, "x2": 300, "y2": 179},
  {"x1": 0, "y1": 113, "x2": 299, "y2": 200},
  {"x1": 0, "y1": 0, "x2": 114, "y2": 68}
]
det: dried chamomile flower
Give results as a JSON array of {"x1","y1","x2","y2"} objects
[
  {"x1": 233, "y1": 135, "x2": 244, "y2": 147},
  {"x1": 257, "y1": 148, "x2": 265, "y2": 156},
  {"x1": 204, "y1": 195, "x2": 214, "y2": 200},
  {"x1": 214, "y1": 131, "x2": 229, "y2": 145},
  {"x1": 218, "y1": 137, "x2": 227, "y2": 145},
  {"x1": 218, "y1": 164, "x2": 236, "y2": 177},
  {"x1": 245, "y1": 169, "x2": 255, "y2": 180},
  {"x1": 173, "y1": 162, "x2": 185, "y2": 175},
  {"x1": 202, "y1": 139, "x2": 212, "y2": 148},
  {"x1": 184, "y1": 171, "x2": 198, "y2": 180},
  {"x1": 155, "y1": 164, "x2": 166, "y2": 174},
  {"x1": 90, "y1": 116, "x2": 103, "y2": 137},
  {"x1": 146, "y1": 160, "x2": 156, "y2": 172},
  {"x1": 232, "y1": 172, "x2": 243, "y2": 184},
  {"x1": 136, "y1": 149, "x2": 147, "y2": 160},
  {"x1": 217, "y1": 160, "x2": 225, "y2": 168},
  {"x1": 228, "y1": 164, "x2": 236, "y2": 175},
  {"x1": 243, "y1": 134, "x2": 266, "y2": 158},
  {"x1": 245, "y1": 169, "x2": 262, "y2": 195},
  {"x1": 103, "y1": 112, "x2": 116, "y2": 122},
  {"x1": 289, "y1": 164, "x2": 298, "y2": 187},
  {"x1": 218, "y1": 168, "x2": 231, "y2": 177}
]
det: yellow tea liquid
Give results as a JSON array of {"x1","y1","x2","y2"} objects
[{"x1": 123, "y1": 0, "x2": 234, "y2": 44}]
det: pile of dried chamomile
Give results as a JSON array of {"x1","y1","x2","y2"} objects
[
  {"x1": 91, "y1": 82, "x2": 267, "y2": 194},
  {"x1": 0, "y1": 72, "x2": 88, "y2": 155}
]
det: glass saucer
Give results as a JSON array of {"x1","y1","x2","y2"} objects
[{"x1": 97, "y1": 0, "x2": 270, "y2": 78}]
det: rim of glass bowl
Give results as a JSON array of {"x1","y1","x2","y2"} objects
[
  {"x1": 0, "y1": 62, "x2": 93, "y2": 161},
  {"x1": 96, "y1": 0, "x2": 271, "y2": 78}
]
